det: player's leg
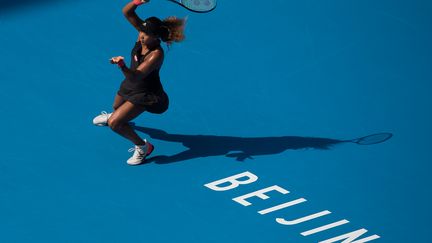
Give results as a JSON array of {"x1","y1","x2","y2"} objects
[
  {"x1": 113, "y1": 94, "x2": 126, "y2": 110},
  {"x1": 92, "y1": 94, "x2": 127, "y2": 126},
  {"x1": 108, "y1": 101, "x2": 154, "y2": 165},
  {"x1": 108, "y1": 101, "x2": 146, "y2": 144}
]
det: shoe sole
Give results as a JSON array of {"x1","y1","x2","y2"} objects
[{"x1": 93, "y1": 121, "x2": 135, "y2": 127}]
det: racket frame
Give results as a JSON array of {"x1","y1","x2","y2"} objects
[
  {"x1": 166, "y1": 0, "x2": 217, "y2": 13},
  {"x1": 348, "y1": 133, "x2": 393, "y2": 145}
]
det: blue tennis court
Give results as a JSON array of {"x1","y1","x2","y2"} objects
[{"x1": 1, "y1": 0, "x2": 431, "y2": 242}]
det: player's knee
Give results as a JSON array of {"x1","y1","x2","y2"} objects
[{"x1": 108, "y1": 117, "x2": 124, "y2": 131}]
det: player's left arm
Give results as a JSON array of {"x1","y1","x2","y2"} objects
[{"x1": 111, "y1": 50, "x2": 163, "y2": 81}]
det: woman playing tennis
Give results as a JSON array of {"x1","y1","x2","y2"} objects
[{"x1": 93, "y1": 0, "x2": 186, "y2": 165}]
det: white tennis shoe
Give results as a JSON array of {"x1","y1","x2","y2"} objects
[
  {"x1": 93, "y1": 111, "x2": 112, "y2": 126},
  {"x1": 127, "y1": 140, "x2": 154, "y2": 165}
]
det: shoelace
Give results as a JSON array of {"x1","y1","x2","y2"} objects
[
  {"x1": 128, "y1": 146, "x2": 146, "y2": 157},
  {"x1": 128, "y1": 147, "x2": 141, "y2": 153},
  {"x1": 100, "y1": 111, "x2": 109, "y2": 117}
]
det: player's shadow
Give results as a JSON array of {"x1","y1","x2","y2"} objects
[{"x1": 133, "y1": 126, "x2": 350, "y2": 165}]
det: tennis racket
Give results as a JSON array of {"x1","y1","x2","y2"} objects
[
  {"x1": 166, "y1": 0, "x2": 217, "y2": 13},
  {"x1": 344, "y1": 133, "x2": 393, "y2": 145}
]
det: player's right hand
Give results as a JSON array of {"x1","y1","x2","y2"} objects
[{"x1": 110, "y1": 56, "x2": 125, "y2": 64}]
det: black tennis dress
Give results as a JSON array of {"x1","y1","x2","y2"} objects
[{"x1": 117, "y1": 42, "x2": 169, "y2": 114}]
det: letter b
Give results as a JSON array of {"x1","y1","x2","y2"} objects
[{"x1": 204, "y1": 171, "x2": 258, "y2": 191}]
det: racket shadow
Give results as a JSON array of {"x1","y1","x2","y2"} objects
[{"x1": 133, "y1": 126, "x2": 392, "y2": 165}]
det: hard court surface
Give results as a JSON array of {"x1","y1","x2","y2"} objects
[{"x1": 0, "y1": 0, "x2": 431, "y2": 242}]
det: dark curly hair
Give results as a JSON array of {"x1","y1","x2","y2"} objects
[{"x1": 143, "y1": 16, "x2": 186, "y2": 45}]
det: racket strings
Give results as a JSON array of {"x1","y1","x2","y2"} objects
[{"x1": 182, "y1": 0, "x2": 216, "y2": 11}]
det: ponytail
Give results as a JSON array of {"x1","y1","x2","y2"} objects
[{"x1": 160, "y1": 16, "x2": 186, "y2": 45}]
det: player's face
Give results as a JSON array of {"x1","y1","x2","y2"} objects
[{"x1": 139, "y1": 31, "x2": 158, "y2": 46}]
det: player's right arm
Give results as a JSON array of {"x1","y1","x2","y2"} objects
[{"x1": 122, "y1": 0, "x2": 149, "y2": 32}]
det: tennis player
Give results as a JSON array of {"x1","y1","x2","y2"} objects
[{"x1": 93, "y1": 0, "x2": 186, "y2": 165}]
